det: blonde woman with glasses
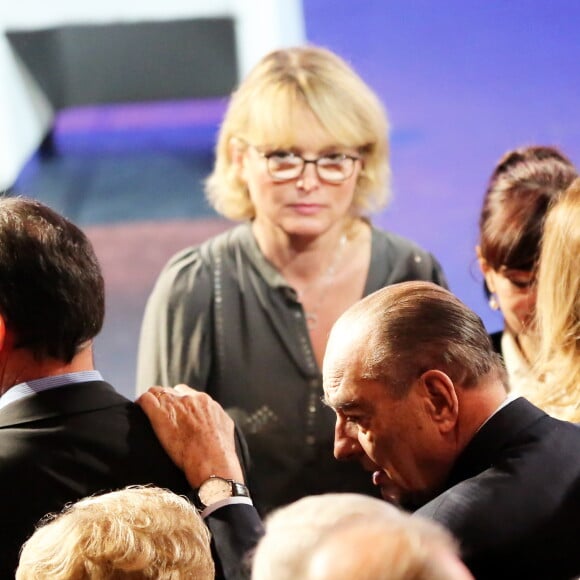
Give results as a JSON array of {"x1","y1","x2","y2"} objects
[{"x1": 136, "y1": 46, "x2": 447, "y2": 514}]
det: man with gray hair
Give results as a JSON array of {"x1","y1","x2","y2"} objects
[
  {"x1": 140, "y1": 281, "x2": 580, "y2": 579},
  {"x1": 251, "y1": 493, "x2": 471, "y2": 580},
  {"x1": 251, "y1": 493, "x2": 405, "y2": 579},
  {"x1": 304, "y1": 510, "x2": 471, "y2": 580}
]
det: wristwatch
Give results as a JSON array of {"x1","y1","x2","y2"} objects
[{"x1": 194, "y1": 476, "x2": 250, "y2": 510}]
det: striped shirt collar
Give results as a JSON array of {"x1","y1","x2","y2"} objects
[{"x1": 0, "y1": 370, "x2": 104, "y2": 411}]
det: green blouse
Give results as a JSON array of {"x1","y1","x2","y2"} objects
[{"x1": 137, "y1": 222, "x2": 447, "y2": 514}]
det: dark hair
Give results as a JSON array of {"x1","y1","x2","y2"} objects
[
  {"x1": 0, "y1": 197, "x2": 104, "y2": 362},
  {"x1": 479, "y1": 146, "x2": 577, "y2": 277},
  {"x1": 347, "y1": 281, "x2": 505, "y2": 395}
]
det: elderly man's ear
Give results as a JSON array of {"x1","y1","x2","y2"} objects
[{"x1": 419, "y1": 370, "x2": 459, "y2": 433}]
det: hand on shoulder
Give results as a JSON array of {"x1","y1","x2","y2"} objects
[{"x1": 137, "y1": 384, "x2": 244, "y2": 487}]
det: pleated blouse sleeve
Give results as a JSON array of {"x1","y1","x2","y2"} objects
[{"x1": 136, "y1": 245, "x2": 214, "y2": 396}]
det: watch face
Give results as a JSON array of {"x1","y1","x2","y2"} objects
[{"x1": 198, "y1": 477, "x2": 232, "y2": 506}]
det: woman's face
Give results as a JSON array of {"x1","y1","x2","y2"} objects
[
  {"x1": 480, "y1": 259, "x2": 537, "y2": 336},
  {"x1": 235, "y1": 109, "x2": 362, "y2": 240}
]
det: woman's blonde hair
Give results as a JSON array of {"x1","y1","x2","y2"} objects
[
  {"x1": 16, "y1": 486, "x2": 214, "y2": 579},
  {"x1": 531, "y1": 178, "x2": 580, "y2": 421},
  {"x1": 206, "y1": 45, "x2": 390, "y2": 220}
]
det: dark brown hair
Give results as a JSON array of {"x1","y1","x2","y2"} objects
[
  {"x1": 479, "y1": 145, "x2": 577, "y2": 273},
  {"x1": 0, "y1": 197, "x2": 104, "y2": 362}
]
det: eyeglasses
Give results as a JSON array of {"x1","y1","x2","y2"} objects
[{"x1": 251, "y1": 147, "x2": 361, "y2": 183}]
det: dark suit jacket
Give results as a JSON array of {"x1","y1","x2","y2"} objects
[
  {"x1": 0, "y1": 380, "x2": 190, "y2": 579},
  {"x1": 417, "y1": 398, "x2": 580, "y2": 579},
  {"x1": 206, "y1": 503, "x2": 265, "y2": 579}
]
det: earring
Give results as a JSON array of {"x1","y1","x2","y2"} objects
[{"x1": 488, "y1": 294, "x2": 500, "y2": 311}]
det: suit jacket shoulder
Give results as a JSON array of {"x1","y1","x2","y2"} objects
[
  {"x1": 206, "y1": 504, "x2": 265, "y2": 580},
  {"x1": 417, "y1": 399, "x2": 580, "y2": 579},
  {"x1": 0, "y1": 381, "x2": 189, "y2": 579}
]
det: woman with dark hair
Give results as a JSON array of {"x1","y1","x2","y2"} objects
[{"x1": 476, "y1": 145, "x2": 577, "y2": 393}]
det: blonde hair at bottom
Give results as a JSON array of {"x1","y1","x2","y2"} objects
[{"x1": 16, "y1": 486, "x2": 214, "y2": 580}]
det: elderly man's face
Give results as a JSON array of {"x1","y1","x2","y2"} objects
[{"x1": 323, "y1": 322, "x2": 448, "y2": 508}]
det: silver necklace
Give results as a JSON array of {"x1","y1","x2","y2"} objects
[{"x1": 298, "y1": 235, "x2": 347, "y2": 330}]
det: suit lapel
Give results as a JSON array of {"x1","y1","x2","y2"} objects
[{"x1": 0, "y1": 381, "x2": 129, "y2": 427}]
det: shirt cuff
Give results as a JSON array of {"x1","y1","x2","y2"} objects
[{"x1": 201, "y1": 496, "x2": 254, "y2": 519}]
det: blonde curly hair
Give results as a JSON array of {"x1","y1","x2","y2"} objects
[
  {"x1": 206, "y1": 45, "x2": 390, "y2": 221},
  {"x1": 16, "y1": 486, "x2": 214, "y2": 579}
]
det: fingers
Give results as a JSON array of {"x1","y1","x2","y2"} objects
[
  {"x1": 136, "y1": 389, "x2": 161, "y2": 414},
  {"x1": 135, "y1": 385, "x2": 242, "y2": 485},
  {"x1": 136, "y1": 386, "x2": 172, "y2": 415},
  {"x1": 139, "y1": 383, "x2": 210, "y2": 404},
  {"x1": 138, "y1": 385, "x2": 228, "y2": 441},
  {"x1": 174, "y1": 383, "x2": 198, "y2": 396},
  {"x1": 136, "y1": 388, "x2": 185, "y2": 470}
]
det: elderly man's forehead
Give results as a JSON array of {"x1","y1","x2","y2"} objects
[
  {"x1": 323, "y1": 316, "x2": 373, "y2": 396},
  {"x1": 325, "y1": 313, "x2": 372, "y2": 374},
  {"x1": 328, "y1": 311, "x2": 372, "y2": 354},
  {"x1": 323, "y1": 387, "x2": 366, "y2": 411}
]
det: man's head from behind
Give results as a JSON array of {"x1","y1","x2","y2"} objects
[
  {"x1": 251, "y1": 492, "x2": 406, "y2": 580},
  {"x1": 323, "y1": 281, "x2": 507, "y2": 508},
  {"x1": 16, "y1": 486, "x2": 214, "y2": 579},
  {"x1": 306, "y1": 514, "x2": 472, "y2": 580},
  {"x1": 251, "y1": 492, "x2": 471, "y2": 580},
  {"x1": 0, "y1": 197, "x2": 104, "y2": 363}
]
